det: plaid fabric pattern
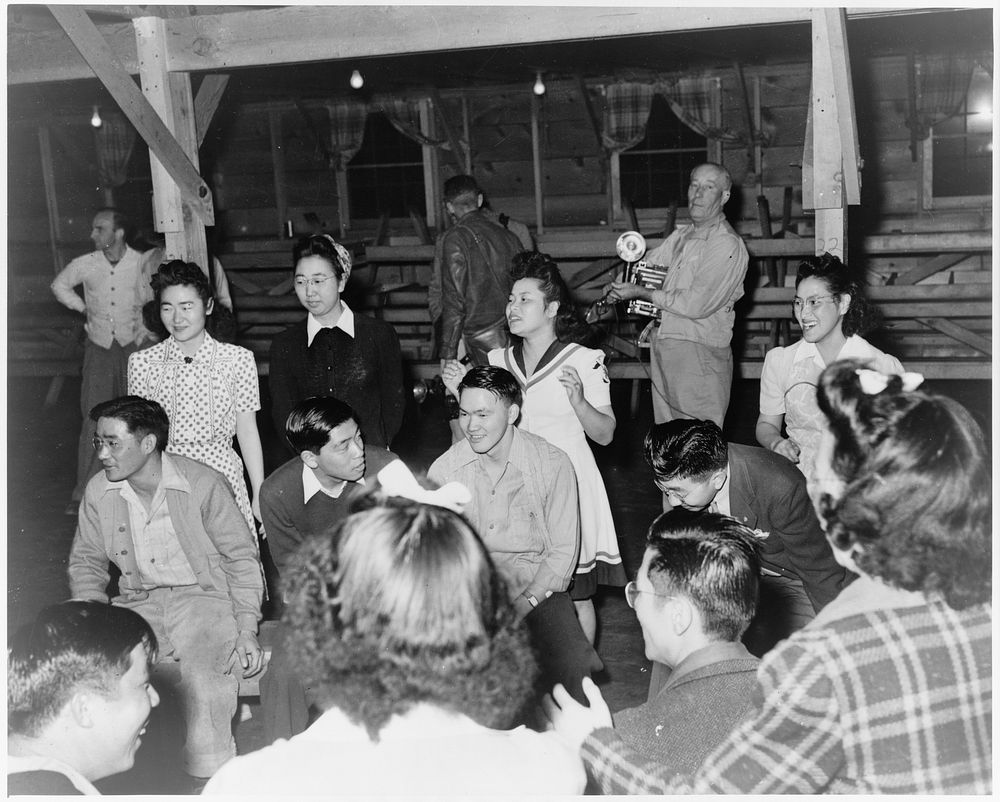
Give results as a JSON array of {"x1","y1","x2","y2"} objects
[
  {"x1": 324, "y1": 100, "x2": 368, "y2": 170},
  {"x1": 662, "y1": 76, "x2": 746, "y2": 145},
  {"x1": 583, "y1": 595, "x2": 992, "y2": 794},
  {"x1": 602, "y1": 82, "x2": 656, "y2": 152}
]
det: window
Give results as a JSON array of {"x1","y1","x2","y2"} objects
[
  {"x1": 619, "y1": 94, "x2": 708, "y2": 209},
  {"x1": 924, "y1": 64, "x2": 992, "y2": 209},
  {"x1": 347, "y1": 112, "x2": 425, "y2": 219}
]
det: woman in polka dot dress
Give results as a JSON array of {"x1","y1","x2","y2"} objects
[{"x1": 128, "y1": 260, "x2": 264, "y2": 534}]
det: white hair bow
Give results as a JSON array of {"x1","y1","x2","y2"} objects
[
  {"x1": 377, "y1": 459, "x2": 471, "y2": 514},
  {"x1": 855, "y1": 368, "x2": 924, "y2": 396}
]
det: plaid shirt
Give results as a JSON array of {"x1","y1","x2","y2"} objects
[{"x1": 583, "y1": 575, "x2": 992, "y2": 794}]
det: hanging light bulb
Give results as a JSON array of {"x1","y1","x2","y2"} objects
[
  {"x1": 533, "y1": 71, "x2": 546, "y2": 96},
  {"x1": 90, "y1": 105, "x2": 102, "y2": 128},
  {"x1": 350, "y1": 69, "x2": 364, "y2": 90}
]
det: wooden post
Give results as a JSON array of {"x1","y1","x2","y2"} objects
[
  {"x1": 37, "y1": 125, "x2": 63, "y2": 274},
  {"x1": 419, "y1": 98, "x2": 438, "y2": 230},
  {"x1": 531, "y1": 91, "x2": 544, "y2": 235},
  {"x1": 268, "y1": 107, "x2": 289, "y2": 239},
  {"x1": 460, "y1": 93, "x2": 472, "y2": 173},
  {"x1": 132, "y1": 15, "x2": 209, "y2": 271}
]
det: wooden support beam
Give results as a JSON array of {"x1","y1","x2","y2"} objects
[
  {"x1": 891, "y1": 254, "x2": 967, "y2": 285},
  {"x1": 46, "y1": 7, "x2": 214, "y2": 228},
  {"x1": 132, "y1": 14, "x2": 210, "y2": 269},
  {"x1": 915, "y1": 318, "x2": 992, "y2": 356},
  {"x1": 194, "y1": 74, "x2": 230, "y2": 147},
  {"x1": 531, "y1": 92, "x2": 544, "y2": 235},
  {"x1": 575, "y1": 73, "x2": 605, "y2": 157},
  {"x1": 817, "y1": 8, "x2": 861, "y2": 203},
  {"x1": 268, "y1": 108, "x2": 289, "y2": 239},
  {"x1": 427, "y1": 85, "x2": 466, "y2": 175}
]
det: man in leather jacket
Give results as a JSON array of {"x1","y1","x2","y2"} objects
[{"x1": 433, "y1": 175, "x2": 525, "y2": 367}]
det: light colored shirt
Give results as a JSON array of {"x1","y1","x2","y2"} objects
[
  {"x1": 114, "y1": 453, "x2": 198, "y2": 588},
  {"x1": 301, "y1": 463, "x2": 365, "y2": 502},
  {"x1": 644, "y1": 215, "x2": 749, "y2": 347},
  {"x1": 203, "y1": 703, "x2": 585, "y2": 796},
  {"x1": 50, "y1": 246, "x2": 145, "y2": 348},
  {"x1": 428, "y1": 428, "x2": 579, "y2": 602},
  {"x1": 306, "y1": 302, "x2": 355, "y2": 346}
]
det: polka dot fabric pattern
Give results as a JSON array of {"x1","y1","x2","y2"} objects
[{"x1": 128, "y1": 333, "x2": 260, "y2": 533}]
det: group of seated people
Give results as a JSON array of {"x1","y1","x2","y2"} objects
[{"x1": 8, "y1": 354, "x2": 992, "y2": 794}]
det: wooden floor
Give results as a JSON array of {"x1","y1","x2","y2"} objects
[{"x1": 6, "y1": 373, "x2": 990, "y2": 794}]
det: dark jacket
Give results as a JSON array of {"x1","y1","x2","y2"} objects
[{"x1": 437, "y1": 209, "x2": 523, "y2": 362}]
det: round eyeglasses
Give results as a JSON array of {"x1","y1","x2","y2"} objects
[
  {"x1": 624, "y1": 581, "x2": 674, "y2": 609},
  {"x1": 792, "y1": 295, "x2": 835, "y2": 314}
]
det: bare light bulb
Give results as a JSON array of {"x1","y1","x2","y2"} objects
[
  {"x1": 533, "y1": 72, "x2": 545, "y2": 96},
  {"x1": 90, "y1": 106, "x2": 102, "y2": 128},
  {"x1": 350, "y1": 69, "x2": 364, "y2": 90}
]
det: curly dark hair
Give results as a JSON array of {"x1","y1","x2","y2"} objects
[
  {"x1": 283, "y1": 490, "x2": 537, "y2": 740},
  {"x1": 145, "y1": 259, "x2": 237, "y2": 342},
  {"x1": 795, "y1": 252, "x2": 881, "y2": 337},
  {"x1": 815, "y1": 359, "x2": 990, "y2": 609},
  {"x1": 509, "y1": 251, "x2": 604, "y2": 348}
]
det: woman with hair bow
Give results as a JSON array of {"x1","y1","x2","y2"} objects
[
  {"x1": 204, "y1": 463, "x2": 586, "y2": 795},
  {"x1": 756, "y1": 253, "x2": 904, "y2": 481},
  {"x1": 268, "y1": 234, "x2": 405, "y2": 453},
  {"x1": 547, "y1": 360, "x2": 992, "y2": 794}
]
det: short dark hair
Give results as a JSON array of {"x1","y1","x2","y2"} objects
[
  {"x1": 292, "y1": 234, "x2": 351, "y2": 279},
  {"x1": 90, "y1": 395, "x2": 170, "y2": 452},
  {"x1": 283, "y1": 488, "x2": 536, "y2": 739},
  {"x1": 644, "y1": 420, "x2": 728, "y2": 482},
  {"x1": 795, "y1": 253, "x2": 880, "y2": 337},
  {"x1": 8, "y1": 602, "x2": 157, "y2": 737},
  {"x1": 443, "y1": 174, "x2": 481, "y2": 204},
  {"x1": 150, "y1": 259, "x2": 214, "y2": 308},
  {"x1": 644, "y1": 509, "x2": 760, "y2": 641},
  {"x1": 816, "y1": 359, "x2": 990, "y2": 609},
  {"x1": 285, "y1": 396, "x2": 359, "y2": 454},
  {"x1": 458, "y1": 366, "x2": 523, "y2": 408},
  {"x1": 95, "y1": 207, "x2": 130, "y2": 239}
]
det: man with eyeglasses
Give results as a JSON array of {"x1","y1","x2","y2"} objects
[
  {"x1": 68, "y1": 395, "x2": 264, "y2": 783},
  {"x1": 643, "y1": 419, "x2": 846, "y2": 674},
  {"x1": 544, "y1": 509, "x2": 760, "y2": 775},
  {"x1": 603, "y1": 162, "x2": 748, "y2": 428}
]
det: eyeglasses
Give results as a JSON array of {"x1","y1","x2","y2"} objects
[
  {"x1": 92, "y1": 435, "x2": 133, "y2": 454},
  {"x1": 293, "y1": 275, "x2": 336, "y2": 289},
  {"x1": 792, "y1": 295, "x2": 835, "y2": 313},
  {"x1": 624, "y1": 581, "x2": 674, "y2": 610}
]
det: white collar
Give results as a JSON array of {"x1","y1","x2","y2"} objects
[
  {"x1": 6, "y1": 754, "x2": 101, "y2": 795},
  {"x1": 306, "y1": 302, "x2": 355, "y2": 345},
  {"x1": 301, "y1": 461, "x2": 364, "y2": 502},
  {"x1": 792, "y1": 334, "x2": 872, "y2": 367}
]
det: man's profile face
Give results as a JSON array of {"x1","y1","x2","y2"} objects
[
  {"x1": 94, "y1": 417, "x2": 154, "y2": 484},
  {"x1": 654, "y1": 470, "x2": 725, "y2": 511},
  {"x1": 88, "y1": 643, "x2": 159, "y2": 780},
  {"x1": 687, "y1": 165, "x2": 730, "y2": 224},
  {"x1": 90, "y1": 212, "x2": 120, "y2": 252},
  {"x1": 458, "y1": 388, "x2": 517, "y2": 457},
  {"x1": 307, "y1": 418, "x2": 365, "y2": 484}
]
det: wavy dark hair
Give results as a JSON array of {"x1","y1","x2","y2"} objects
[
  {"x1": 795, "y1": 252, "x2": 880, "y2": 337},
  {"x1": 509, "y1": 251, "x2": 604, "y2": 348},
  {"x1": 283, "y1": 488, "x2": 537, "y2": 740},
  {"x1": 144, "y1": 259, "x2": 237, "y2": 342},
  {"x1": 815, "y1": 359, "x2": 990, "y2": 609}
]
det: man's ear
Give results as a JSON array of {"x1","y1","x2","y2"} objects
[
  {"x1": 69, "y1": 691, "x2": 98, "y2": 729},
  {"x1": 721, "y1": 187, "x2": 731, "y2": 204},
  {"x1": 711, "y1": 468, "x2": 727, "y2": 490},
  {"x1": 475, "y1": 193, "x2": 484, "y2": 209},
  {"x1": 300, "y1": 450, "x2": 319, "y2": 470},
  {"x1": 671, "y1": 597, "x2": 694, "y2": 635},
  {"x1": 507, "y1": 402, "x2": 521, "y2": 427},
  {"x1": 205, "y1": 297, "x2": 215, "y2": 316},
  {"x1": 140, "y1": 433, "x2": 158, "y2": 455}
]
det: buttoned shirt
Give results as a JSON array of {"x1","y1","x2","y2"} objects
[
  {"x1": 306, "y1": 303, "x2": 355, "y2": 346},
  {"x1": 301, "y1": 463, "x2": 365, "y2": 501},
  {"x1": 644, "y1": 214, "x2": 748, "y2": 348},
  {"x1": 51, "y1": 246, "x2": 145, "y2": 348},
  {"x1": 581, "y1": 575, "x2": 993, "y2": 794},
  {"x1": 116, "y1": 455, "x2": 198, "y2": 588},
  {"x1": 428, "y1": 428, "x2": 579, "y2": 601}
]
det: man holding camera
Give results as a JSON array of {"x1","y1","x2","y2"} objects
[{"x1": 604, "y1": 163, "x2": 748, "y2": 427}]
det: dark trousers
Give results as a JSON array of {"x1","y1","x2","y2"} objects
[{"x1": 524, "y1": 591, "x2": 603, "y2": 704}]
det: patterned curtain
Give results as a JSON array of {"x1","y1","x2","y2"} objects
[
  {"x1": 324, "y1": 100, "x2": 368, "y2": 169},
  {"x1": 906, "y1": 54, "x2": 978, "y2": 141},
  {"x1": 601, "y1": 82, "x2": 656, "y2": 152},
  {"x1": 658, "y1": 77, "x2": 751, "y2": 145},
  {"x1": 374, "y1": 97, "x2": 456, "y2": 151},
  {"x1": 94, "y1": 112, "x2": 136, "y2": 187}
]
